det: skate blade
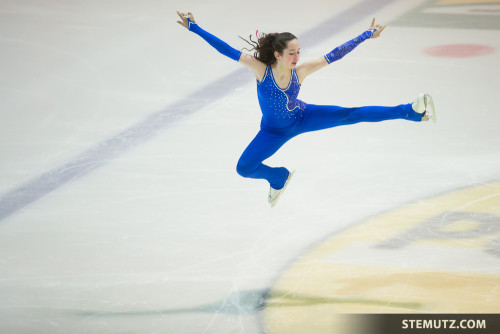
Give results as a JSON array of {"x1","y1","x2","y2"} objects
[
  {"x1": 270, "y1": 171, "x2": 295, "y2": 208},
  {"x1": 425, "y1": 94, "x2": 436, "y2": 123}
]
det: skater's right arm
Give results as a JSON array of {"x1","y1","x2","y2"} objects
[{"x1": 176, "y1": 11, "x2": 266, "y2": 81}]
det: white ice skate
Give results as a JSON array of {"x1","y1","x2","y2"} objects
[
  {"x1": 268, "y1": 171, "x2": 295, "y2": 208},
  {"x1": 412, "y1": 93, "x2": 436, "y2": 123}
]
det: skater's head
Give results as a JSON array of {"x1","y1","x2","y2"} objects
[{"x1": 240, "y1": 32, "x2": 299, "y2": 67}]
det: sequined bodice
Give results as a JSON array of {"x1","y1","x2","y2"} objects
[{"x1": 256, "y1": 66, "x2": 306, "y2": 129}]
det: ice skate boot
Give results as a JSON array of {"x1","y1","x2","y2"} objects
[
  {"x1": 268, "y1": 171, "x2": 294, "y2": 208},
  {"x1": 412, "y1": 93, "x2": 436, "y2": 123}
]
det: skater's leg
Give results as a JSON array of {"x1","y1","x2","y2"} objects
[
  {"x1": 236, "y1": 130, "x2": 291, "y2": 190},
  {"x1": 299, "y1": 103, "x2": 421, "y2": 134}
]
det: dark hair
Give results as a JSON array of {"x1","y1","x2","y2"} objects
[{"x1": 240, "y1": 32, "x2": 297, "y2": 66}]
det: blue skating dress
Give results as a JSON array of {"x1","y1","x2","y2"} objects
[{"x1": 187, "y1": 20, "x2": 422, "y2": 189}]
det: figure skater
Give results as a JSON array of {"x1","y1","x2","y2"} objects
[{"x1": 176, "y1": 11, "x2": 435, "y2": 207}]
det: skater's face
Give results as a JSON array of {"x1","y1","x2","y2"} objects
[{"x1": 275, "y1": 38, "x2": 300, "y2": 68}]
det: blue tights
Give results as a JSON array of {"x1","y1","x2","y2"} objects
[{"x1": 236, "y1": 103, "x2": 421, "y2": 189}]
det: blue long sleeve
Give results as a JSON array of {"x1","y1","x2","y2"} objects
[
  {"x1": 188, "y1": 19, "x2": 242, "y2": 62},
  {"x1": 324, "y1": 30, "x2": 375, "y2": 64}
]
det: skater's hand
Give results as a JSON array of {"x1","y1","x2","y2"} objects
[
  {"x1": 369, "y1": 18, "x2": 386, "y2": 38},
  {"x1": 177, "y1": 11, "x2": 195, "y2": 29}
]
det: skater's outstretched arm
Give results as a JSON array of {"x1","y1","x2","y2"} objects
[
  {"x1": 296, "y1": 18, "x2": 386, "y2": 84},
  {"x1": 176, "y1": 11, "x2": 266, "y2": 81}
]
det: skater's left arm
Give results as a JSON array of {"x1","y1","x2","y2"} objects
[{"x1": 296, "y1": 18, "x2": 386, "y2": 84}]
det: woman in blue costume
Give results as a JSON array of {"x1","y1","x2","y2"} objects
[{"x1": 176, "y1": 11, "x2": 435, "y2": 207}]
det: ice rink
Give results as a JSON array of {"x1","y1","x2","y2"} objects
[{"x1": 1, "y1": 0, "x2": 499, "y2": 333}]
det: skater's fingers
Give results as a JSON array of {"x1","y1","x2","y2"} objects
[
  {"x1": 371, "y1": 17, "x2": 376, "y2": 27},
  {"x1": 372, "y1": 24, "x2": 387, "y2": 38}
]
